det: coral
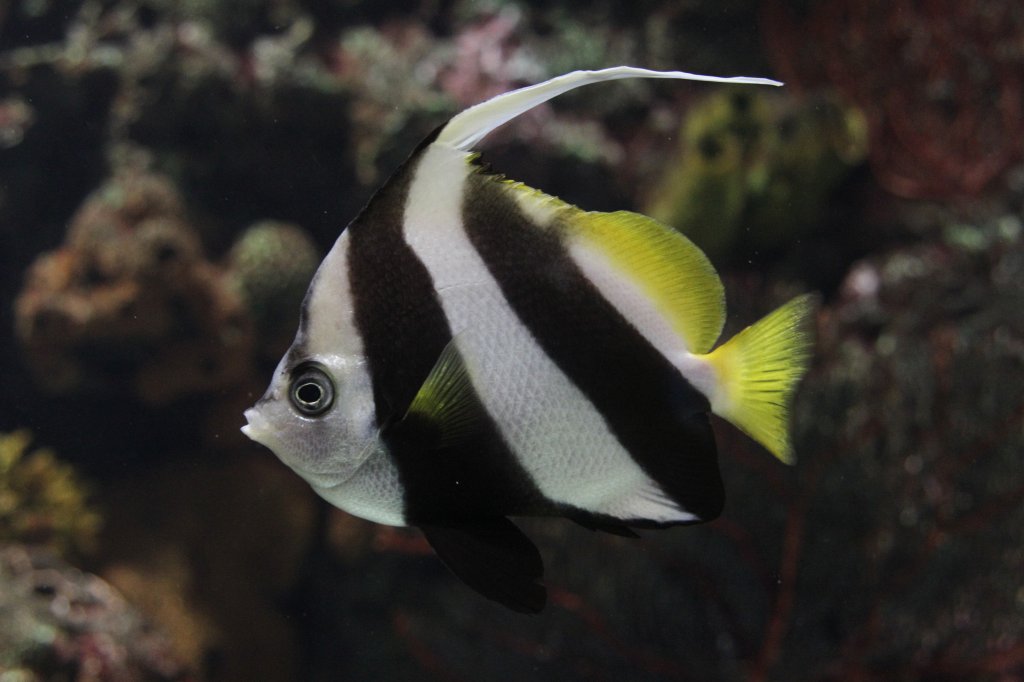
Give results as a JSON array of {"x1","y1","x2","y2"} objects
[
  {"x1": 97, "y1": 453, "x2": 317, "y2": 681},
  {"x1": 0, "y1": 544, "x2": 190, "y2": 680},
  {"x1": 0, "y1": 430, "x2": 100, "y2": 556},
  {"x1": 746, "y1": 212, "x2": 1024, "y2": 681},
  {"x1": 120, "y1": 50, "x2": 360, "y2": 238},
  {"x1": 140, "y1": 0, "x2": 305, "y2": 48},
  {"x1": 437, "y1": 6, "x2": 638, "y2": 167},
  {"x1": 761, "y1": 0, "x2": 1024, "y2": 199},
  {"x1": 644, "y1": 87, "x2": 766, "y2": 258},
  {"x1": 226, "y1": 220, "x2": 320, "y2": 356},
  {"x1": 645, "y1": 87, "x2": 868, "y2": 260},
  {"x1": 0, "y1": 1, "x2": 360, "y2": 245},
  {"x1": 330, "y1": 22, "x2": 454, "y2": 185},
  {"x1": 0, "y1": 95, "x2": 34, "y2": 149},
  {"x1": 440, "y1": 6, "x2": 546, "y2": 108},
  {"x1": 14, "y1": 171, "x2": 255, "y2": 404}
]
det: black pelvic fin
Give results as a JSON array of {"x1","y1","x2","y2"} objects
[{"x1": 419, "y1": 518, "x2": 546, "y2": 614}]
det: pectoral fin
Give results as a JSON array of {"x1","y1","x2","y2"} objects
[
  {"x1": 397, "y1": 337, "x2": 481, "y2": 448},
  {"x1": 419, "y1": 518, "x2": 546, "y2": 614}
]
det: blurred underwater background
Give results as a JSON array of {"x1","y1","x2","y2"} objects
[{"x1": 1, "y1": 0, "x2": 1022, "y2": 679}]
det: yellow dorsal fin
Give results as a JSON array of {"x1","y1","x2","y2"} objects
[
  {"x1": 702, "y1": 294, "x2": 817, "y2": 464},
  {"x1": 562, "y1": 209, "x2": 726, "y2": 354}
]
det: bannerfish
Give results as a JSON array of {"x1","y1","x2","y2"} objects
[{"x1": 242, "y1": 67, "x2": 815, "y2": 613}]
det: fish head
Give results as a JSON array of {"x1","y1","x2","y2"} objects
[{"x1": 242, "y1": 347, "x2": 379, "y2": 490}]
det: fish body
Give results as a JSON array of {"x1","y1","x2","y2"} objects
[{"x1": 242, "y1": 67, "x2": 814, "y2": 613}]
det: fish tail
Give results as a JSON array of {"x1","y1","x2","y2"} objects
[{"x1": 701, "y1": 294, "x2": 816, "y2": 464}]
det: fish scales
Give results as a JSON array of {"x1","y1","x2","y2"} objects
[
  {"x1": 242, "y1": 67, "x2": 813, "y2": 613},
  {"x1": 460, "y1": 168, "x2": 721, "y2": 522},
  {"x1": 402, "y1": 141, "x2": 694, "y2": 523},
  {"x1": 346, "y1": 135, "x2": 548, "y2": 524}
]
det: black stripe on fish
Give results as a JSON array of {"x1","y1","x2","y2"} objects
[
  {"x1": 347, "y1": 130, "x2": 449, "y2": 426},
  {"x1": 461, "y1": 168, "x2": 725, "y2": 524},
  {"x1": 346, "y1": 133, "x2": 551, "y2": 524}
]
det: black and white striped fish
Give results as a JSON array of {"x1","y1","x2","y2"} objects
[{"x1": 242, "y1": 67, "x2": 815, "y2": 613}]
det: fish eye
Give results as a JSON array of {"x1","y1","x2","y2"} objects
[{"x1": 289, "y1": 365, "x2": 335, "y2": 416}]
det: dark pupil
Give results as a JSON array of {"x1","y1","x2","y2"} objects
[{"x1": 296, "y1": 382, "x2": 323, "y2": 405}]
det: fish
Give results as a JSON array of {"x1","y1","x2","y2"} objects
[{"x1": 241, "y1": 66, "x2": 815, "y2": 614}]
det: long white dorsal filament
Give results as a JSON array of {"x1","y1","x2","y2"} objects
[{"x1": 435, "y1": 66, "x2": 783, "y2": 153}]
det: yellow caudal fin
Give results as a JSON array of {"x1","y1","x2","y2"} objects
[{"x1": 702, "y1": 294, "x2": 816, "y2": 464}]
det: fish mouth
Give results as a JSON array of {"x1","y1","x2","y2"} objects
[
  {"x1": 240, "y1": 407, "x2": 349, "y2": 485},
  {"x1": 241, "y1": 407, "x2": 267, "y2": 444}
]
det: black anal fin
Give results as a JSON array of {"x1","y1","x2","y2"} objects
[
  {"x1": 568, "y1": 513, "x2": 641, "y2": 538},
  {"x1": 419, "y1": 518, "x2": 546, "y2": 614}
]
